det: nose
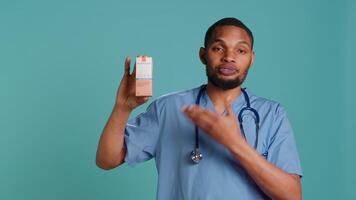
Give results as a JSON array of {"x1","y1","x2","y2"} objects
[{"x1": 222, "y1": 50, "x2": 236, "y2": 63}]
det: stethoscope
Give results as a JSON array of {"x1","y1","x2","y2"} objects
[{"x1": 191, "y1": 84, "x2": 260, "y2": 164}]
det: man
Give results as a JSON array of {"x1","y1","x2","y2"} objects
[{"x1": 96, "y1": 17, "x2": 303, "y2": 200}]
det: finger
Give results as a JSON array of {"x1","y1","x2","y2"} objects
[
  {"x1": 132, "y1": 61, "x2": 136, "y2": 78},
  {"x1": 140, "y1": 96, "x2": 150, "y2": 102},
  {"x1": 183, "y1": 105, "x2": 218, "y2": 128},
  {"x1": 132, "y1": 55, "x2": 141, "y2": 78},
  {"x1": 182, "y1": 105, "x2": 205, "y2": 118},
  {"x1": 183, "y1": 105, "x2": 209, "y2": 116},
  {"x1": 124, "y1": 56, "x2": 131, "y2": 76},
  {"x1": 181, "y1": 105, "x2": 188, "y2": 112}
]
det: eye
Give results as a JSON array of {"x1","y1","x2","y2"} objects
[
  {"x1": 212, "y1": 47, "x2": 224, "y2": 52},
  {"x1": 237, "y1": 49, "x2": 247, "y2": 54}
]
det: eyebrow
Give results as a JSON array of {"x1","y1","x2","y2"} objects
[{"x1": 211, "y1": 38, "x2": 251, "y2": 47}]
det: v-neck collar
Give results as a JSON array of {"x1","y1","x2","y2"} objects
[{"x1": 200, "y1": 87, "x2": 248, "y2": 114}]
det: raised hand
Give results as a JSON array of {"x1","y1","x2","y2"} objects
[
  {"x1": 182, "y1": 103, "x2": 244, "y2": 149},
  {"x1": 115, "y1": 56, "x2": 150, "y2": 112}
]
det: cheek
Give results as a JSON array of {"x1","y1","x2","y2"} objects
[
  {"x1": 206, "y1": 52, "x2": 221, "y2": 62},
  {"x1": 240, "y1": 68, "x2": 250, "y2": 76},
  {"x1": 239, "y1": 55, "x2": 253, "y2": 66}
]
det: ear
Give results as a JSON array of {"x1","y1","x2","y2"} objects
[
  {"x1": 199, "y1": 47, "x2": 207, "y2": 65},
  {"x1": 250, "y1": 51, "x2": 255, "y2": 67}
]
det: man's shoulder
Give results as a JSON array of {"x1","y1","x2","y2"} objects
[
  {"x1": 250, "y1": 92, "x2": 279, "y2": 106},
  {"x1": 247, "y1": 89, "x2": 287, "y2": 116},
  {"x1": 155, "y1": 86, "x2": 200, "y2": 103},
  {"x1": 148, "y1": 86, "x2": 201, "y2": 110}
]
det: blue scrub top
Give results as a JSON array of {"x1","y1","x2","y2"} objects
[{"x1": 124, "y1": 86, "x2": 303, "y2": 200}]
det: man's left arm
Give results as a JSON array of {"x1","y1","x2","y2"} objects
[{"x1": 182, "y1": 105, "x2": 302, "y2": 200}]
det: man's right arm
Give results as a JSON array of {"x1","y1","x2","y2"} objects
[
  {"x1": 96, "y1": 56, "x2": 149, "y2": 170},
  {"x1": 95, "y1": 106, "x2": 131, "y2": 170}
]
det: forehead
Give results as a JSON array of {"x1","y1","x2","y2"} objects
[{"x1": 209, "y1": 25, "x2": 252, "y2": 46}]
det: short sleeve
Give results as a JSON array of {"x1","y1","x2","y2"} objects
[
  {"x1": 124, "y1": 101, "x2": 160, "y2": 166},
  {"x1": 267, "y1": 105, "x2": 303, "y2": 177}
]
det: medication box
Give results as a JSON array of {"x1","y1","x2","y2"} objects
[{"x1": 135, "y1": 56, "x2": 153, "y2": 96}]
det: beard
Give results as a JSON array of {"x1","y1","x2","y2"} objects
[{"x1": 205, "y1": 65, "x2": 248, "y2": 90}]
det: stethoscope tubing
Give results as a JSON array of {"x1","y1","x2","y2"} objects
[{"x1": 191, "y1": 84, "x2": 260, "y2": 164}]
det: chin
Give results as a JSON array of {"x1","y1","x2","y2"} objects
[
  {"x1": 208, "y1": 78, "x2": 242, "y2": 90},
  {"x1": 217, "y1": 75, "x2": 240, "y2": 82}
]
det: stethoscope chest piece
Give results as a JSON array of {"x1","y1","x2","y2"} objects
[{"x1": 191, "y1": 148, "x2": 203, "y2": 164}]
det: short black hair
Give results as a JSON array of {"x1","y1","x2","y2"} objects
[{"x1": 204, "y1": 17, "x2": 254, "y2": 49}]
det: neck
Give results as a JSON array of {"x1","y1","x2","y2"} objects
[{"x1": 205, "y1": 82, "x2": 242, "y2": 114}]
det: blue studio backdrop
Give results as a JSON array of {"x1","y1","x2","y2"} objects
[{"x1": 1, "y1": 0, "x2": 355, "y2": 199}]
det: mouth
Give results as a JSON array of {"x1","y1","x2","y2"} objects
[{"x1": 217, "y1": 66, "x2": 238, "y2": 76}]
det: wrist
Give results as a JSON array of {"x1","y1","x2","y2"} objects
[
  {"x1": 113, "y1": 103, "x2": 133, "y2": 115},
  {"x1": 226, "y1": 134, "x2": 248, "y2": 156}
]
